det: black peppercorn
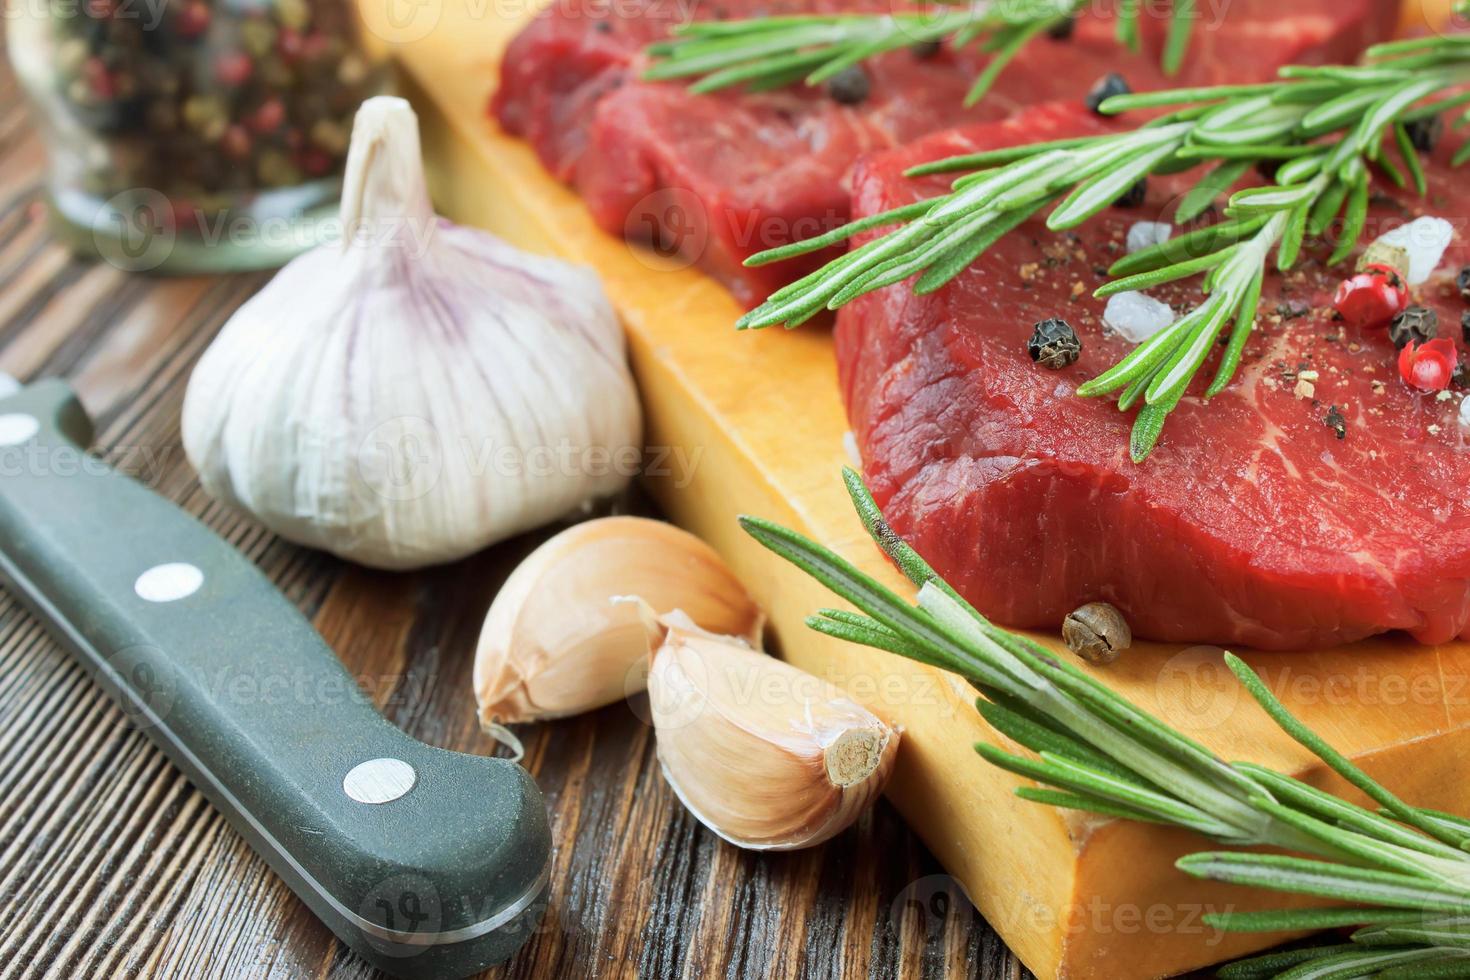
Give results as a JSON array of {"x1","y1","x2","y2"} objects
[
  {"x1": 1458, "y1": 266, "x2": 1470, "y2": 304},
  {"x1": 910, "y1": 39, "x2": 942, "y2": 60},
  {"x1": 1404, "y1": 114, "x2": 1444, "y2": 154},
  {"x1": 1454, "y1": 354, "x2": 1470, "y2": 390},
  {"x1": 1462, "y1": 309, "x2": 1470, "y2": 345},
  {"x1": 1029, "y1": 318, "x2": 1082, "y2": 369},
  {"x1": 827, "y1": 65, "x2": 871, "y2": 105},
  {"x1": 1114, "y1": 178, "x2": 1147, "y2": 209},
  {"x1": 1390, "y1": 306, "x2": 1439, "y2": 350},
  {"x1": 1085, "y1": 73, "x2": 1131, "y2": 115},
  {"x1": 1047, "y1": 16, "x2": 1076, "y2": 40}
]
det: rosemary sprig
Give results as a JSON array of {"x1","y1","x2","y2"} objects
[
  {"x1": 645, "y1": 0, "x2": 1200, "y2": 107},
  {"x1": 741, "y1": 469, "x2": 1470, "y2": 978},
  {"x1": 732, "y1": 39, "x2": 1470, "y2": 462}
]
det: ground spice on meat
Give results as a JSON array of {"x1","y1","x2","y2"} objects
[{"x1": 1324, "y1": 405, "x2": 1347, "y2": 440}]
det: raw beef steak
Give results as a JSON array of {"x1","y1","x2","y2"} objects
[
  {"x1": 836, "y1": 102, "x2": 1470, "y2": 651},
  {"x1": 494, "y1": 0, "x2": 1397, "y2": 307}
]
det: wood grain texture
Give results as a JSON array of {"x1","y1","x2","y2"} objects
[
  {"x1": 0, "y1": 49, "x2": 1032, "y2": 980},
  {"x1": 385, "y1": 2, "x2": 1470, "y2": 976}
]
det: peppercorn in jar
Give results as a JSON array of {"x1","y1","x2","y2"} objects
[{"x1": 9, "y1": 0, "x2": 387, "y2": 272}]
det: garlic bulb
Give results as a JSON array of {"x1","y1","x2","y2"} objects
[
  {"x1": 474, "y1": 517, "x2": 762, "y2": 728},
  {"x1": 646, "y1": 614, "x2": 899, "y2": 851},
  {"x1": 182, "y1": 97, "x2": 641, "y2": 569}
]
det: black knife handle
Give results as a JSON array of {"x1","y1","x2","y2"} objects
[{"x1": 0, "y1": 380, "x2": 551, "y2": 979}]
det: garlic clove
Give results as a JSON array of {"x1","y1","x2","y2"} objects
[
  {"x1": 474, "y1": 517, "x2": 763, "y2": 727},
  {"x1": 646, "y1": 615, "x2": 898, "y2": 851}
]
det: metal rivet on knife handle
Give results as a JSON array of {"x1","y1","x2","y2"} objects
[
  {"x1": 134, "y1": 562, "x2": 205, "y2": 603},
  {"x1": 344, "y1": 758, "x2": 418, "y2": 804},
  {"x1": 0, "y1": 413, "x2": 39, "y2": 446}
]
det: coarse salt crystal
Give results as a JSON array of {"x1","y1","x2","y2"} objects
[
  {"x1": 1126, "y1": 221, "x2": 1172, "y2": 254},
  {"x1": 1103, "y1": 291, "x2": 1176, "y2": 344},
  {"x1": 1376, "y1": 216, "x2": 1455, "y2": 285},
  {"x1": 1459, "y1": 397, "x2": 1470, "y2": 433}
]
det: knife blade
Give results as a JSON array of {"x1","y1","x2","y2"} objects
[{"x1": 0, "y1": 378, "x2": 552, "y2": 979}]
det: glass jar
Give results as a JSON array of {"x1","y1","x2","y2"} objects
[{"x1": 8, "y1": 0, "x2": 389, "y2": 273}]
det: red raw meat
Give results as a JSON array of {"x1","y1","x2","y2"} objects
[
  {"x1": 836, "y1": 101, "x2": 1470, "y2": 651},
  {"x1": 494, "y1": 0, "x2": 1398, "y2": 306}
]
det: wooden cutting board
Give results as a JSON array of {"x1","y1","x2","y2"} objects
[{"x1": 366, "y1": 2, "x2": 1469, "y2": 975}]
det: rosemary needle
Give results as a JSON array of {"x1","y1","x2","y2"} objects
[
  {"x1": 730, "y1": 38, "x2": 1470, "y2": 461},
  {"x1": 743, "y1": 468, "x2": 1470, "y2": 979},
  {"x1": 644, "y1": 0, "x2": 1204, "y2": 100},
  {"x1": 644, "y1": 5, "x2": 1064, "y2": 95}
]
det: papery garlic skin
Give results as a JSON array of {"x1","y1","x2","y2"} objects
[
  {"x1": 647, "y1": 618, "x2": 898, "y2": 851},
  {"x1": 182, "y1": 97, "x2": 641, "y2": 570},
  {"x1": 474, "y1": 517, "x2": 763, "y2": 727}
]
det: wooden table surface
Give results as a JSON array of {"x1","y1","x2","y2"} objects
[{"x1": 0, "y1": 53, "x2": 1034, "y2": 980}]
